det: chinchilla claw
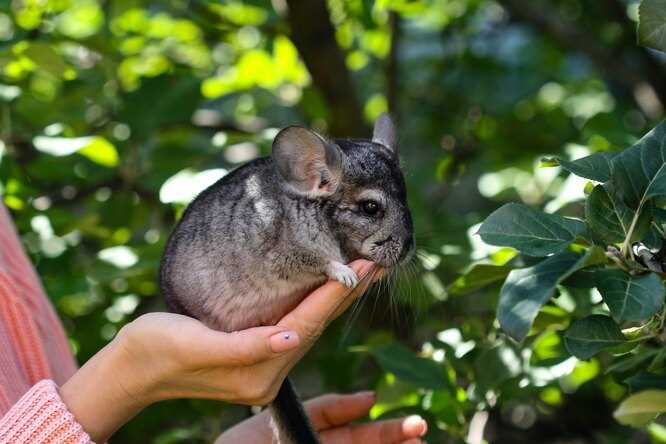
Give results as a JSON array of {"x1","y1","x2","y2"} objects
[{"x1": 328, "y1": 262, "x2": 359, "y2": 288}]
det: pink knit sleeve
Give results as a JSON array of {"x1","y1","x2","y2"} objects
[{"x1": 0, "y1": 380, "x2": 93, "y2": 444}]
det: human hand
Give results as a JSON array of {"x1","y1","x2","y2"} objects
[
  {"x1": 60, "y1": 260, "x2": 378, "y2": 443},
  {"x1": 216, "y1": 391, "x2": 428, "y2": 444}
]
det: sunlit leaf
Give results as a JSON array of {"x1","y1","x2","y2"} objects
[
  {"x1": 614, "y1": 389, "x2": 666, "y2": 426},
  {"x1": 638, "y1": 0, "x2": 666, "y2": 53},
  {"x1": 556, "y1": 152, "x2": 617, "y2": 182},
  {"x1": 79, "y1": 137, "x2": 119, "y2": 167},
  {"x1": 159, "y1": 169, "x2": 228, "y2": 204},
  {"x1": 33, "y1": 135, "x2": 118, "y2": 167},
  {"x1": 56, "y1": 1, "x2": 104, "y2": 39}
]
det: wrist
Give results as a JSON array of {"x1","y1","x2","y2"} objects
[{"x1": 60, "y1": 331, "x2": 155, "y2": 442}]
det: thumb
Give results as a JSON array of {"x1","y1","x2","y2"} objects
[{"x1": 204, "y1": 326, "x2": 301, "y2": 367}]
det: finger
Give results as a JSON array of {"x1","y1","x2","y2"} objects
[
  {"x1": 330, "y1": 264, "x2": 385, "y2": 319},
  {"x1": 304, "y1": 391, "x2": 376, "y2": 430},
  {"x1": 346, "y1": 415, "x2": 428, "y2": 444},
  {"x1": 278, "y1": 260, "x2": 375, "y2": 341},
  {"x1": 203, "y1": 326, "x2": 301, "y2": 367}
]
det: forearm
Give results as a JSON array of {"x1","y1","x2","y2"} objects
[{"x1": 60, "y1": 336, "x2": 154, "y2": 443}]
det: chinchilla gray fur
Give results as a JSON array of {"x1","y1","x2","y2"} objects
[{"x1": 159, "y1": 113, "x2": 414, "y2": 444}]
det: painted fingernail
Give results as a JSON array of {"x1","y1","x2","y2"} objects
[
  {"x1": 269, "y1": 331, "x2": 300, "y2": 353},
  {"x1": 404, "y1": 415, "x2": 428, "y2": 437}
]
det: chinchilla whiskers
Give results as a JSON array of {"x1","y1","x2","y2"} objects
[
  {"x1": 384, "y1": 257, "x2": 426, "y2": 328},
  {"x1": 339, "y1": 260, "x2": 426, "y2": 343},
  {"x1": 340, "y1": 265, "x2": 382, "y2": 344}
]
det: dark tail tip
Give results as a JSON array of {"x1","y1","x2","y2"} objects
[{"x1": 270, "y1": 378, "x2": 320, "y2": 444}]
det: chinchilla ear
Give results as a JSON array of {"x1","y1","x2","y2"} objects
[
  {"x1": 372, "y1": 113, "x2": 397, "y2": 155},
  {"x1": 272, "y1": 126, "x2": 343, "y2": 197}
]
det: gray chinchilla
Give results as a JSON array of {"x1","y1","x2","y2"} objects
[{"x1": 159, "y1": 113, "x2": 414, "y2": 444}]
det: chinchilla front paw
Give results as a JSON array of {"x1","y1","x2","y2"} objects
[{"x1": 326, "y1": 261, "x2": 359, "y2": 288}]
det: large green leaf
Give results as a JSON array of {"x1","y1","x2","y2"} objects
[
  {"x1": 611, "y1": 121, "x2": 666, "y2": 209},
  {"x1": 564, "y1": 315, "x2": 626, "y2": 359},
  {"x1": 585, "y1": 185, "x2": 633, "y2": 244},
  {"x1": 585, "y1": 183, "x2": 653, "y2": 247},
  {"x1": 478, "y1": 203, "x2": 585, "y2": 257},
  {"x1": 498, "y1": 251, "x2": 591, "y2": 341},
  {"x1": 596, "y1": 270, "x2": 665, "y2": 322},
  {"x1": 370, "y1": 344, "x2": 449, "y2": 389},
  {"x1": 614, "y1": 389, "x2": 666, "y2": 426},
  {"x1": 557, "y1": 152, "x2": 617, "y2": 182},
  {"x1": 638, "y1": 0, "x2": 666, "y2": 53},
  {"x1": 448, "y1": 264, "x2": 512, "y2": 295}
]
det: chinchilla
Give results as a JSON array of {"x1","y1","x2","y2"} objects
[{"x1": 159, "y1": 113, "x2": 414, "y2": 444}]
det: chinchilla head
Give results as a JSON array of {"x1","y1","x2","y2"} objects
[{"x1": 272, "y1": 113, "x2": 414, "y2": 268}]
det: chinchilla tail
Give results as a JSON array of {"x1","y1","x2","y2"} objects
[{"x1": 269, "y1": 377, "x2": 320, "y2": 444}]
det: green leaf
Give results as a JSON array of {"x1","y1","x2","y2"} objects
[
  {"x1": 585, "y1": 185, "x2": 634, "y2": 244},
  {"x1": 638, "y1": 0, "x2": 666, "y2": 53},
  {"x1": 478, "y1": 203, "x2": 585, "y2": 257},
  {"x1": 596, "y1": 270, "x2": 665, "y2": 322},
  {"x1": 24, "y1": 43, "x2": 67, "y2": 78},
  {"x1": 625, "y1": 372, "x2": 666, "y2": 392},
  {"x1": 607, "y1": 349, "x2": 660, "y2": 373},
  {"x1": 79, "y1": 137, "x2": 119, "y2": 167},
  {"x1": 118, "y1": 76, "x2": 201, "y2": 137},
  {"x1": 498, "y1": 251, "x2": 591, "y2": 341},
  {"x1": 564, "y1": 315, "x2": 626, "y2": 359},
  {"x1": 614, "y1": 389, "x2": 666, "y2": 426},
  {"x1": 448, "y1": 264, "x2": 512, "y2": 295},
  {"x1": 557, "y1": 152, "x2": 617, "y2": 182},
  {"x1": 474, "y1": 344, "x2": 521, "y2": 389},
  {"x1": 611, "y1": 120, "x2": 666, "y2": 209},
  {"x1": 561, "y1": 267, "x2": 599, "y2": 289},
  {"x1": 370, "y1": 344, "x2": 448, "y2": 389},
  {"x1": 32, "y1": 135, "x2": 118, "y2": 167}
]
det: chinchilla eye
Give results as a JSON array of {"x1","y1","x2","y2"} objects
[{"x1": 360, "y1": 200, "x2": 380, "y2": 216}]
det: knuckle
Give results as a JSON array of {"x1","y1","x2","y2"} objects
[{"x1": 298, "y1": 318, "x2": 325, "y2": 341}]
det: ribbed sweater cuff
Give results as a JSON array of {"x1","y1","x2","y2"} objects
[{"x1": 0, "y1": 380, "x2": 93, "y2": 444}]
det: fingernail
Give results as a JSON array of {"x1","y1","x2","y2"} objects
[
  {"x1": 269, "y1": 331, "x2": 300, "y2": 353},
  {"x1": 356, "y1": 390, "x2": 376, "y2": 402},
  {"x1": 359, "y1": 261, "x2": 375, "y2": 277},
  {"x1": 404, "y1": 415, "x2": 428, "y2": 437}
]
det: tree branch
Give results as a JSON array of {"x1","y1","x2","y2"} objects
[{"x1": 284, "y1": 0, "x2": 368, "y2": 137}]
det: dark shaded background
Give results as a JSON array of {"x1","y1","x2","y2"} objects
[{"x1": 0, "y1": 0, "x2": 664, "y2": 442}]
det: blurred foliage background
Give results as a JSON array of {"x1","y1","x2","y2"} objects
[{"x1": 1, "y1": 0, "x2": 665, "y2": 442}]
